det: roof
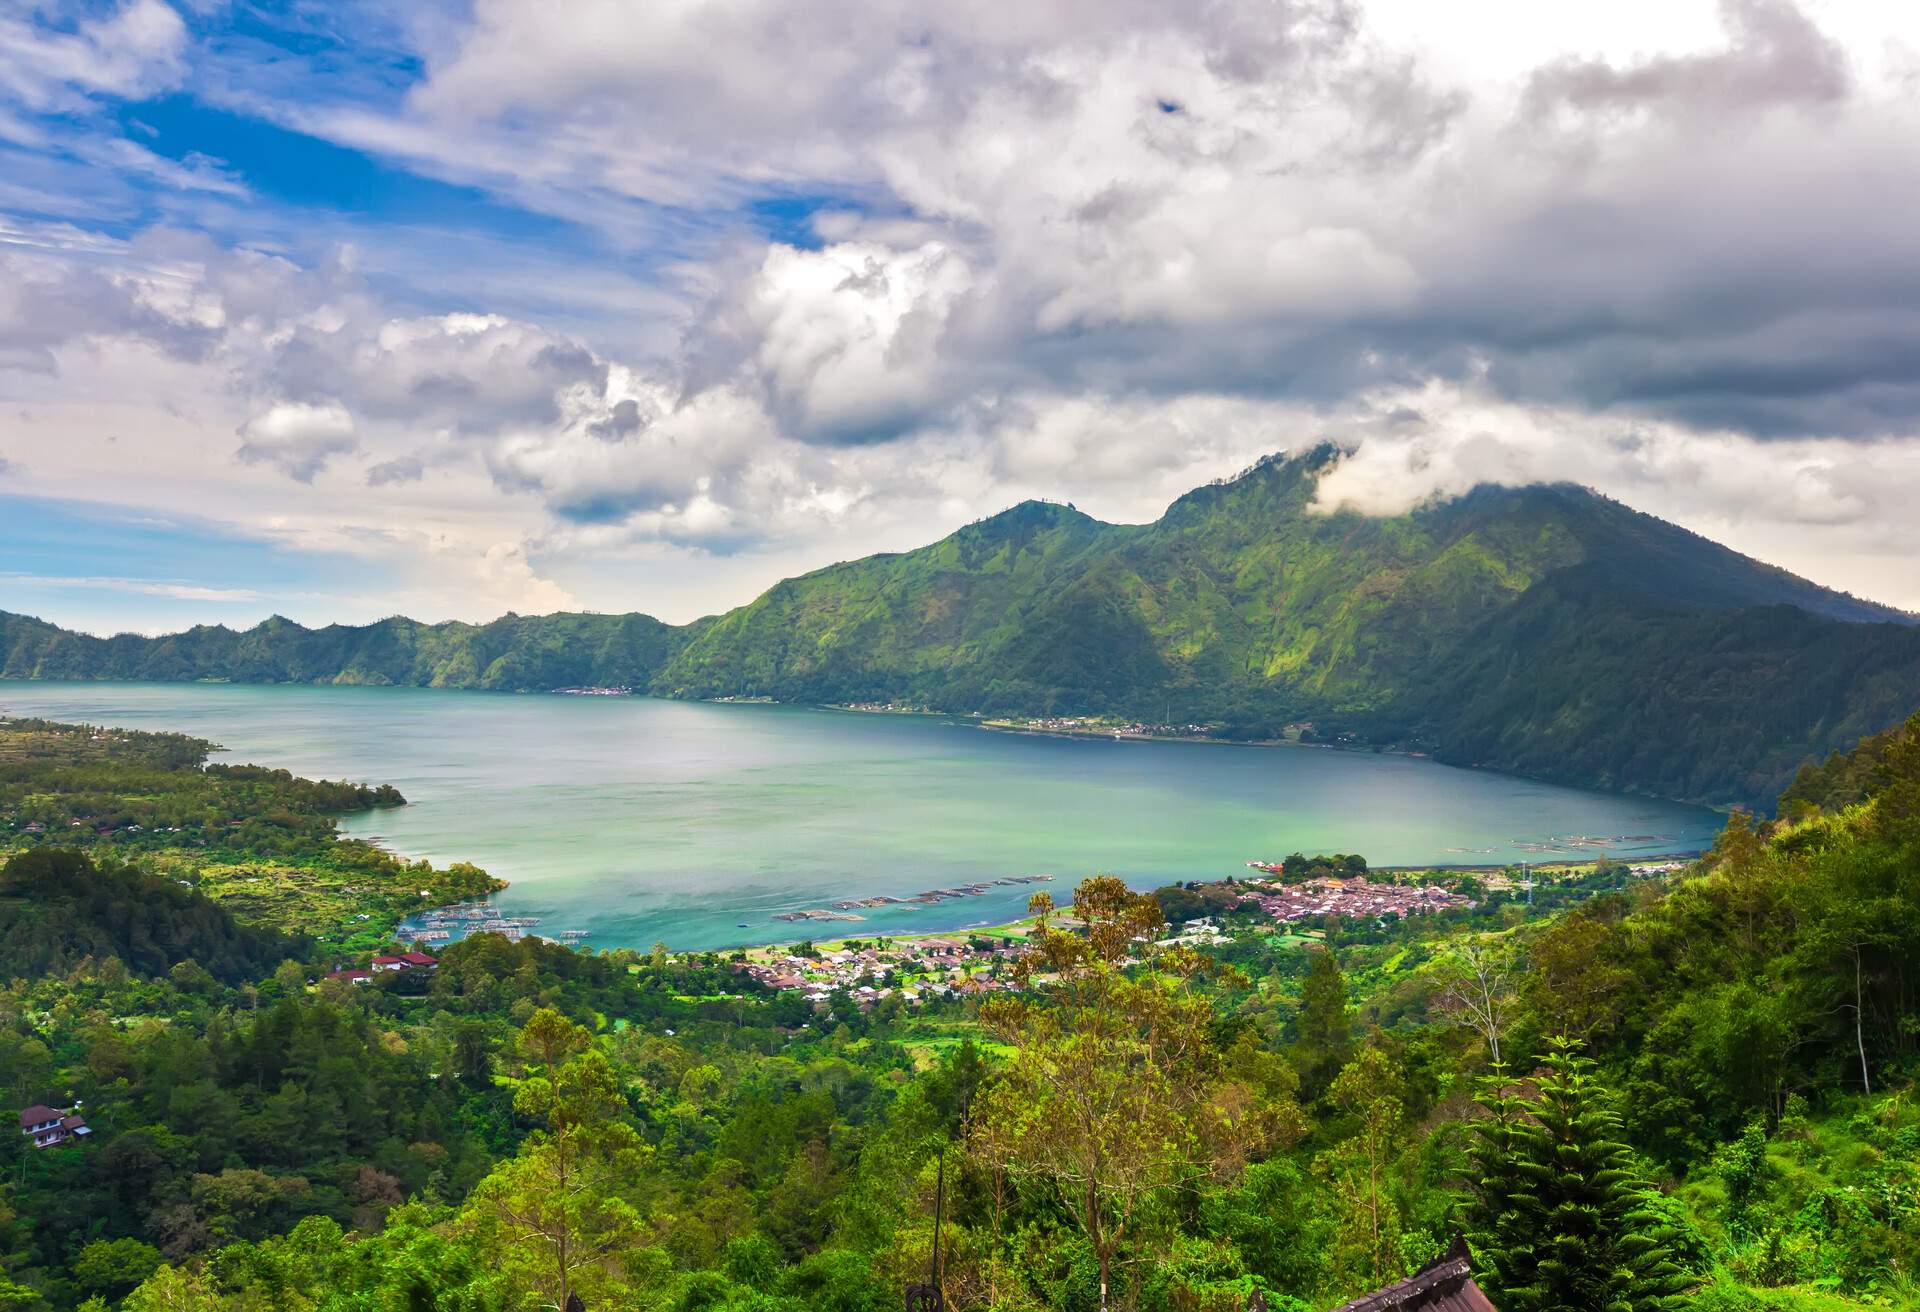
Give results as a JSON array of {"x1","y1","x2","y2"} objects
[
  {"x1": 19, "y1": 1106, "x2": 60, "y2": 1128},
  {"x1": 399, "y1": 952, "x2": 437, "y2": 965},
  {"x1": 1329, "y1": 1237, "x2": 1497, "y2": 1312}
]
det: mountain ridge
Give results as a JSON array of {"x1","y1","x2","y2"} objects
[{"x1": 5, "y1": 447, "x2": 1919, "y2": 807}]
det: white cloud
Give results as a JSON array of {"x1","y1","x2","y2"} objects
[
  {"x1": 236, "y1": 401, "x2": 358, "y2": 482},
  {"x1": 726, "y1": 239, "x2": 974, "y2": 443},
  {"x1": 0, "y1": 0, "x2": 187, "y2": 111},
  {"x1": 0, "y1": 572, "x2": 264, "y2": 602}
]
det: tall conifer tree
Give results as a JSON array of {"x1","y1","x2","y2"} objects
[{"x1": 1468, "y1": 1037, "x2": 1691, "y2": 1312}]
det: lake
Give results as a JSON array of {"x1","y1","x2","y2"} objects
[{"x1": 0, "y1": 681, "x2": 1724, "y2": 950}]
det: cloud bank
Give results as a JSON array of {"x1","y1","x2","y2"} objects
[{"x1": 3, "y1": 0, "x2": 1920, "y2": 625}]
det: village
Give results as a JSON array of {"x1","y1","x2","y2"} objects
[
  {"x1": 729, "y1": 869, "x2": 1481, "y2": 1007},
  {"x1": 356, "y1": 868, "x2": 1494, "y2": 1011},
  {"x1": 732, "y1": 933, "x2": 1029, "y2": 1006},
  {"x1": 1235, "y1": 873, "x2": 1474, "y2": 924},
  {"x1": 983, "y1": 714, "x2": 1218, "y2": 740},
  {"x1": 339, "y1": 847, "x2": 1707, "y2": 1010}
]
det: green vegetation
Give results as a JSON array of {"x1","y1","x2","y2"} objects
[
  {"x1": 8, "y1": 449, "x2": 1920, "y2": 805},
  {"x1": 0, "y1": 848, "x2": 297, "y2": 983},
  {"x1": 0, "y1": 712, "x2": 1915, "y2": 1311},
  {"x1": 0, "y1": 717, "x2": 501, "y2": 951},
  {"x1": 0, "y1": 613, "x2": 681, "y2": 694},
  {"x1": 1776, "y1": 712, "x2": 1920, "y2": 819},
  {"x1": 1468, "y1": 1040, "x2": 1691, "y2": 1311}
]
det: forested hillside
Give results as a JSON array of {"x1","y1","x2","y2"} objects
[
  {"x1": 2, "y1": 714, "x2": 1916, "y2": 1311},
  {"x1": 0, "y1": 610, "x2": 682, "y2": 693},
  {"x1": 7, "y1": 448, "x2": 1920, "y2": 805},
  {"x1": 0, "y1": 847, "x2": 299, "y2": 983}
]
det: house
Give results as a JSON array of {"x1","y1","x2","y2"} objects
[
  {"x1": 370, "y1": 952, "x2": 438, "y2": 972},
  {"x1": 19, "y1": 1104, "x2": 91, "y2": 1149},
  {"x1": 324, "y1": 968, "x2": 375, "y2": 985},
  {"x1": 1327, "y1": 1236, "x2": 1495, "y2": 1312}
]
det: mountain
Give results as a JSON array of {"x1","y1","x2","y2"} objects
[
  {"x1": 0, "y1": 608, "x2": 682, "y2": 691},
  {"x1": 6, "y1": 446, "x2": 1919, "y2": 807}
]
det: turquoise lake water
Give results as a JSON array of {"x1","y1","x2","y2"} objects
[{"x1": 0, "y1": 682, "x2": 1724, "y2": 950}]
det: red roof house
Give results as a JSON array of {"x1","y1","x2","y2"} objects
[{"x1": 19, "y1": 1104, "x2": 90, "y2": 1149}]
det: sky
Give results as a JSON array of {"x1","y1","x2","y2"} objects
[{"x1": 3, "y1": 0, "x2": 1920, "y2": 635}]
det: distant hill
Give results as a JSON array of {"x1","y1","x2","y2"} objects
[
  {"x1": 6, "y1": 446, "x2": 1920, "y2": 807},
  {"x1": 0, "y1": 608, "x2": 682, "y2": 691}
]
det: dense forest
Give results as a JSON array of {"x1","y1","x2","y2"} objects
[
  {"x1": 7, "y1": 449, "x2": 1920, "y2": 807},
  {"x1": 0, "y1": 712, "x2": 1916, "y2": 1310},
  {"x1": 0, "y1": 848, "x2": 299, "y2": 983}
]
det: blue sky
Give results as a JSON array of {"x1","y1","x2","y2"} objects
[
  {"x1": 4, "y1": 0, "x2": 1920, "y2": 634},
  {"x1": 0, "y1": 493, "x2": 386, "y2": 633}
]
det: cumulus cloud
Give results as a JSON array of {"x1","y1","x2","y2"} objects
[
  {"x1": 270, "y1": 312, "x2": 611, "y2": 435},
  {"x1": 365, "y1": 0, "x2": 1920, "y2": 452},
  {"x1": 236, "y1": 401, "x2": 358, "y2": 483},
  {"x1": 460, "y1": 540, "x2": 577, "y2": 615},
  {"x1": 586, "y1": 397, "x2": 647, "y2": 442},
  {"x1": 0, "y1": 232, "x2": 223, "y2": 371},
  {"x1": 707, "y1": 240, "x2": 975, "y2": 443},
  {"x1": 8, "y1": 0, "x2": 1920, "y2": 622},
  {"x1": 1521, "y1": 0, "x2": 1850, "y2": 119},
  {"x1": 1304, "y1": 378, "x2": 1920, "y2": 568}
]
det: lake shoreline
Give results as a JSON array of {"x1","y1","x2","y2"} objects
[{"x1": 0, "y1": 679, "x2": 1727, "y2": 954}]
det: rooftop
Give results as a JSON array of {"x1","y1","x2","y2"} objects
[{"x1": 1328, "y1": 1237, "x2": 1495, "y2": 1312}]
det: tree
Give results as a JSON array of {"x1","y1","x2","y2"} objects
[
  {"x1": 1294, "y1": 946, "x2": 1352, "y2": 1098},
  {"x1": 1523, "y1": 907, "x2": 1632, "y2": 1042},
  {"x1": 973, "y1": 876, "x2": 1270, "y2": 1312},
  {"x1": 121, "y1": 1264, "x2": 220, "y2": 1312},
  {"x1": 1431, "y1": 939, "x2": 1518, "y2": 1065},
  {"x1": 468, "y1": 1047, "x2": 650, "y2": 1310},
  {"x1": 1319, "y1": 1047, "x2": 1405, "y2": 1286},
  {"x1": 518, "y1": 1007, "x2": 590, "y2": 1072},
  {"x1": 0, "y1": 1274, "x2": 36, "y2": 1312},
  {"x1": 453, "y1": 1019, "x2": 496, "y2": 1087},
  {"x1": 73, "y1": 1237, "x2": 164, "y2": 1298},
  {"x1": 1468, "y1": 1037, "x2": 1690, "y2": 1312}
]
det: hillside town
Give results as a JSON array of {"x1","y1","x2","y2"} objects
[
  {"x1": 1237, "y1": 874, "x2": 1473, "y2": 925},
  {"x1": 734, "y1": 935, "x2": 1025, "y2": 1007},
  {"x1": 731, "y1": 871, "x2": 1480, "y2": 1006}
]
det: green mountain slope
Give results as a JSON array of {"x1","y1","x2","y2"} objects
[
  {"x1": 0, "y1": 608, "x2": 683, "y2": 690},
  {"x1": 5, "y1": 447, "x2": 1918, "y2": 806}
]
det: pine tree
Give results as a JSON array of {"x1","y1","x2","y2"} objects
[{"x1": 1467, "y1": 1036, "x2": 1691, "y2": 1312}]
